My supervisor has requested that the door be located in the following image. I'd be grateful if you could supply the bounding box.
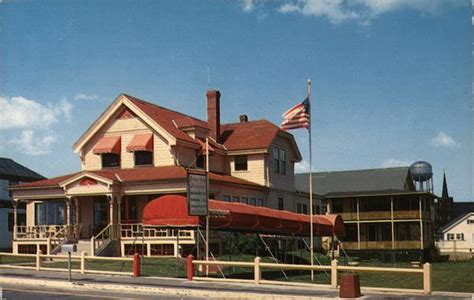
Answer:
[93,197,109,236]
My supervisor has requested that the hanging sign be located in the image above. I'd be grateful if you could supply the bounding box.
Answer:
[187,171,208,216]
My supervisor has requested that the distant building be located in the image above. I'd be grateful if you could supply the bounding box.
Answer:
[296,166,437,261]
[0,158,44,250]
[434,173,454,232]
[436,212,474,260]
[452,202,474,220]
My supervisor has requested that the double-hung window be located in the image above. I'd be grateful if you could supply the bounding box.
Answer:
[272,147,286,174]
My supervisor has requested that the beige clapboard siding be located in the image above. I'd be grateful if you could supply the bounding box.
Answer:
[154,133,175,166]
[268,135,296,192]
[438,213,474,252]
[230,154,266,186]
[26,202,35,227]
[81,113,176,170]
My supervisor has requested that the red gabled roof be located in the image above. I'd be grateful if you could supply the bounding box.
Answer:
[123,94,295,154]
[12,166,264,189]
[124,94,209,145]
[220,120,282,151]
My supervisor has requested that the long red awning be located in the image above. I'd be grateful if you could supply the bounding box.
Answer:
[92,136,121,154]
[126,133,153,152]
[142,195,345,237]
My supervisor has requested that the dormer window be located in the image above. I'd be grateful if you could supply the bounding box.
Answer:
[272,147,286,174]
[102,153,120,168]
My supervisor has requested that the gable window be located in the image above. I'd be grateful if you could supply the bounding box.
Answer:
[278,197,284,210]
[272,147,286,174]
[102,153,120,168]
[135,151,153,166]
[234,155,248,171]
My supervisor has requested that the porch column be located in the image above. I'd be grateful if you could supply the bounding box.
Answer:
[117,194,122,225]
[66,197,72,226]
[74,197,80,240]
[108,194,115,226]
[12,199,18,240]
[391,196,395,250]
[107,194,115,240]
[74,197,80,225]
[356,198,360,250]
[419,195,424,250]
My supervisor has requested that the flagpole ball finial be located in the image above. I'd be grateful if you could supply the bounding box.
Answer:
[307,78,311,84]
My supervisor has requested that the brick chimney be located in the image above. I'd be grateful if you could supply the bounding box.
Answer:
[206,90,221,142]
[239,115,248,123]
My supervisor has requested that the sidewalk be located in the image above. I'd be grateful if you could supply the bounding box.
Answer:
[0,268,471,299]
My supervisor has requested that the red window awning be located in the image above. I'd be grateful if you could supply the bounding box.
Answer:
[126,133,153,152]
[92,136,121,154]
[142,195,345,237]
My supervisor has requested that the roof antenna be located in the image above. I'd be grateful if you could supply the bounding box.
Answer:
[206,64,211,90]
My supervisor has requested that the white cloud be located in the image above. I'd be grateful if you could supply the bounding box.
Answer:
[74,93,98,101]
[277,0,465,25]
[9,130,57,156]
[241,0,254,12]
[0,96,58,129]
[430,131,460,148]
[1,95,73,156]
[295,160,311,173]
[0,96,73,129]
[381,158,411,168]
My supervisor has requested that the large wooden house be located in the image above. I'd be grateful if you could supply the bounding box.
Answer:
[9,90,320,256]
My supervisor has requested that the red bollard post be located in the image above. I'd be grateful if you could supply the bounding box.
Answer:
[133,253,140,277]
[186,255,194,281]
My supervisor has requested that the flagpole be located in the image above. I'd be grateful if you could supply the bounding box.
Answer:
[307,78,314,281]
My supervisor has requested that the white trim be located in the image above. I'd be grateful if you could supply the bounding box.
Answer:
[72,95,178,154]
[440,212,474,234]
[59,172,114,188]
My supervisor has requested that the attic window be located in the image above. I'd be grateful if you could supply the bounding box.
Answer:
[272,147,286,174]
[234,155,248,171]
[135,151,153,166]
[102,153,120,168]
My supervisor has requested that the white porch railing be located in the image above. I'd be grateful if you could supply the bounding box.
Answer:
[15,224,82,241]
[120,223,195,240]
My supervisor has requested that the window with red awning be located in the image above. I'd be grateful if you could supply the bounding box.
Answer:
[92,136,121,154]
[126,133,153,152]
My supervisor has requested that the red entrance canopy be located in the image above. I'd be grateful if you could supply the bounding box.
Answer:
[142,195,344,237]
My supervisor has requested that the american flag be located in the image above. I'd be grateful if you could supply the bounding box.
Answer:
[280,97,310,130]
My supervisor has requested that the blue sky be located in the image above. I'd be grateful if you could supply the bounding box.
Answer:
[0,0,472,201]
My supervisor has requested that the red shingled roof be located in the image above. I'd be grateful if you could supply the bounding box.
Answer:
[220,120,282,151]
[12,166,264,189]
[124,94,209,145]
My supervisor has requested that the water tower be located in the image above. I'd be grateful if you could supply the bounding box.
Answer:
[410,161,433,192]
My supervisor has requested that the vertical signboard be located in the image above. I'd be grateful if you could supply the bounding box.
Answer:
[187,171,208,216]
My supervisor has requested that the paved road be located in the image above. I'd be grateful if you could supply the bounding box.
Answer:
[1,285,205,300]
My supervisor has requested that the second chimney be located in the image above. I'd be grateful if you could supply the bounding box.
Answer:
[206,90,221,142]
[239,115,248,123]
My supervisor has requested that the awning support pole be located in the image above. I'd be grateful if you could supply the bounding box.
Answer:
[300,236,329,278]
[257,234,288,280]
[197,228,226,279]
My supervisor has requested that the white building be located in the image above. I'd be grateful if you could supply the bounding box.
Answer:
[436,211,474,260]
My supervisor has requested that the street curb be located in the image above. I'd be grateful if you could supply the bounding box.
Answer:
[0,276,333,300]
